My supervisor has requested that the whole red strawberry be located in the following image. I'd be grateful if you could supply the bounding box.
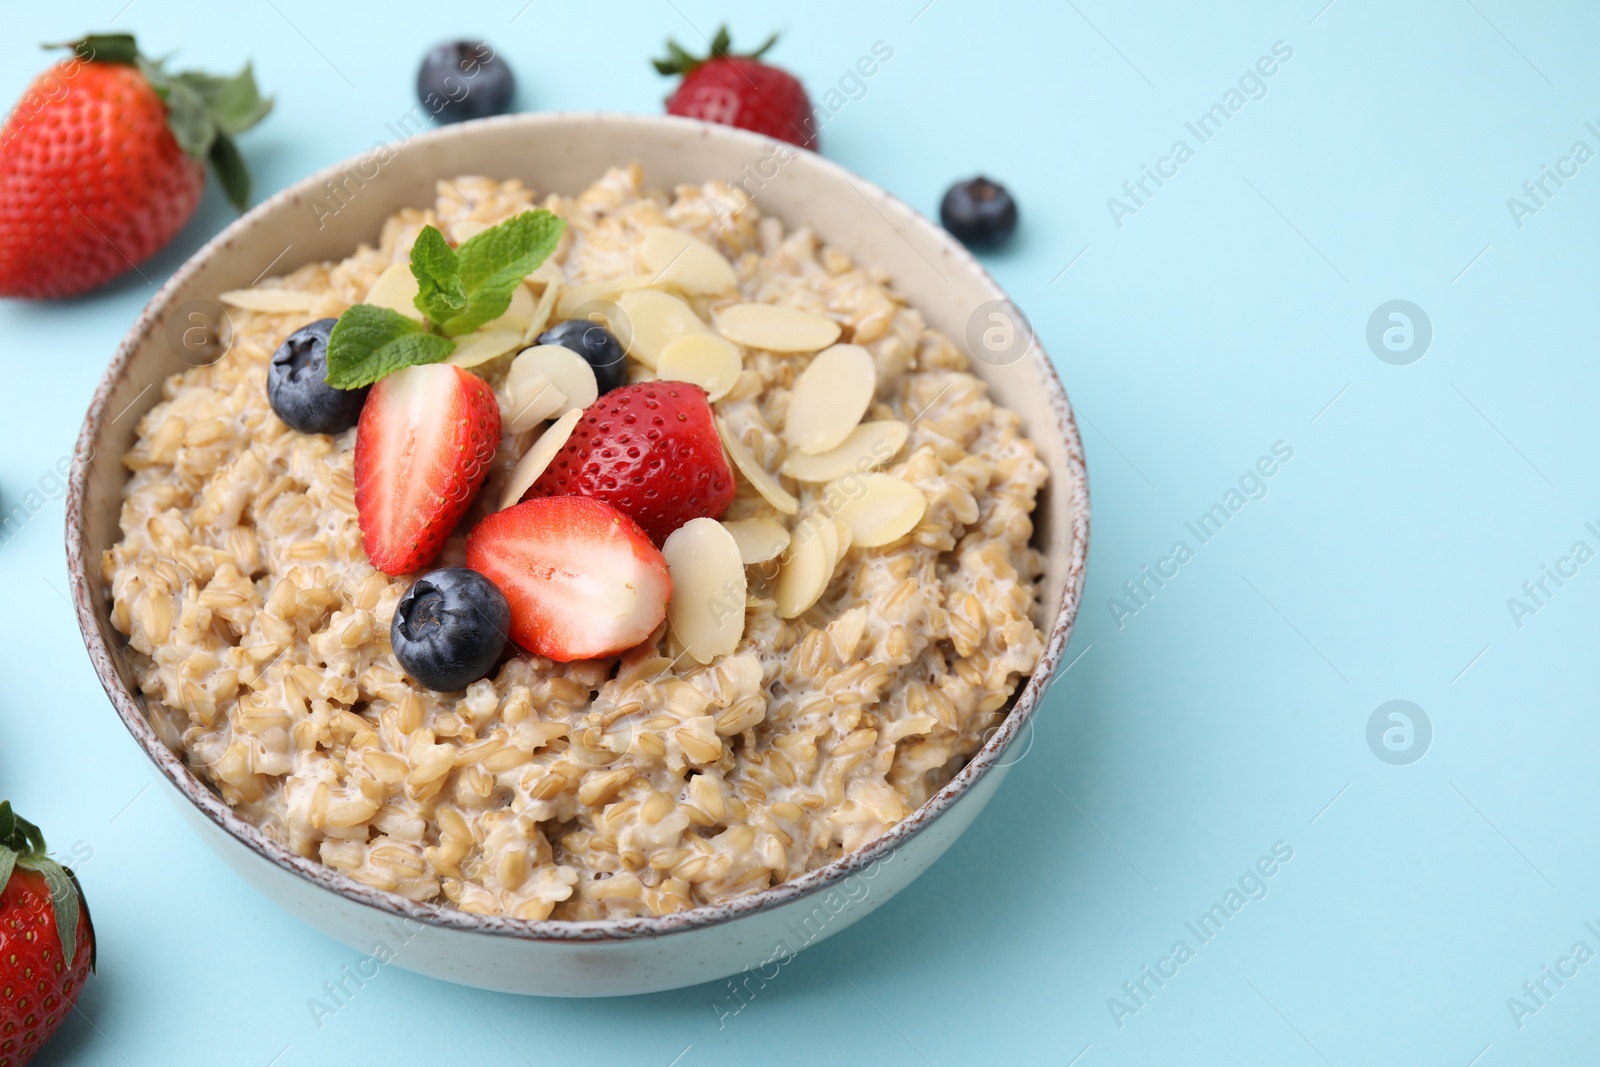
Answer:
[0,33,271,299]
[0,803,94,1067]
[654,27,816,150]
[524,381,735,544]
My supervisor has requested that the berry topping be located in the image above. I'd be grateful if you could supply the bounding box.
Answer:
[417,41,515,125]
[939,177,1019,251]
[522,381,735,544]
[654,27,816,150]
[390,568,510,691]
[0,34,272,299]
[353,362,500,576]
[466,496,672,662]
[267,318,368,435]
[536,318,628,395]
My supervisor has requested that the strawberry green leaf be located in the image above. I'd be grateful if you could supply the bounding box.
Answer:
[327,305,456,389]
[175,65,273,136]
[0,847,14,897]
[22,858,81,971]
[441,209,565,337]
[208,134,250,212]
[410,225,467,324]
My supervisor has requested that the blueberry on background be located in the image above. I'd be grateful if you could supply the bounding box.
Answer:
[940,176,1019,251]
[391,568,511,692]
[267,318,368,435]
[417,41,515,125]
[537,318,628,395]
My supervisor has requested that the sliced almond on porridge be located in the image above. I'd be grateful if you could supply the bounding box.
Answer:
[774,517,834,619]
[484,282,536,334]
[554,274,656,320]
[715,303,841,353]
[662,517,747,663]
[784,343,876,455]
[721,517,791,564]
[451,218,491,243]
[523,279,562,344]
[448,329,525,369]
[780,420,909,483]
[218,288,320,313]
[716,416,798,515]
[615,289,709,369]
[656,333,743,402]
[502,374,568,433]
[527,259,566,290]
[827,473,927,548]
[639,225,739,295]
[500,408,583,509]
[364,262,424,320]
[508,345,598,414]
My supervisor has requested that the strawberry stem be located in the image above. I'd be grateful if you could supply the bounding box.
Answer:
[653,25,780,77]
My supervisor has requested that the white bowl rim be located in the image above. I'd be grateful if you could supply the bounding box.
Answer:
[66,110,1090,944]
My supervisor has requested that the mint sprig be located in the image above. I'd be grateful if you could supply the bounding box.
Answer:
[325,208,566,390]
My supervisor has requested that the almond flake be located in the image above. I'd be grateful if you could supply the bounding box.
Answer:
[523,279,562,344]
[218,288,319,313]
[779,420,909,483]
[452,218,491,243]
[715,416,798,515]
[500,408,582,509]
[784,343,876,455]
[656,333,743,402]
[484,282,536,334]
[554,274,656,321]
[827,473,927,548]
[721,517,791,564]
[715,303,841,353]
[615,289,709,369]
[508,345,598,414]
[502,374,568,433]
[639,226,739,294]
[662,517,747,664]
[774,518,833,619]
[448,329,525,369]
[364,263,423,320]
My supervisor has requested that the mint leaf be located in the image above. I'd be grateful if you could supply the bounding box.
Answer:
[410,225,466,323]
[326,305,455,389]
[441,209,565,336]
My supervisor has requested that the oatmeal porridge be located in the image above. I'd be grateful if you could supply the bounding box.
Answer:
[102,165,1049,920]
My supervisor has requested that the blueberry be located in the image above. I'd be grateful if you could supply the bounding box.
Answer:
[267,318,368,435]
[391,568,511,692]
[417,41,515,125]
[537,318,628,395]
[939,177,1018,251]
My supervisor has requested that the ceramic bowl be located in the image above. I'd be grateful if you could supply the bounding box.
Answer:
[66,111,1089,996]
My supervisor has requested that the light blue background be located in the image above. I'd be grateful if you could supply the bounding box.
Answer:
[2,0,1595,1063]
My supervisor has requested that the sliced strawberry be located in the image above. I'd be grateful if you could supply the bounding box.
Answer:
[465,496,672,662]
[354,363,500,576]
[523,380,734,544]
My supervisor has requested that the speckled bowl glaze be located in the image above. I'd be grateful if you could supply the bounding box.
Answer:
[66,112,1089,997]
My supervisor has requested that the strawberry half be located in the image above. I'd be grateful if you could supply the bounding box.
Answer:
[354,363,500,576]
[523,381,734,544]
[466,496,672,662]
